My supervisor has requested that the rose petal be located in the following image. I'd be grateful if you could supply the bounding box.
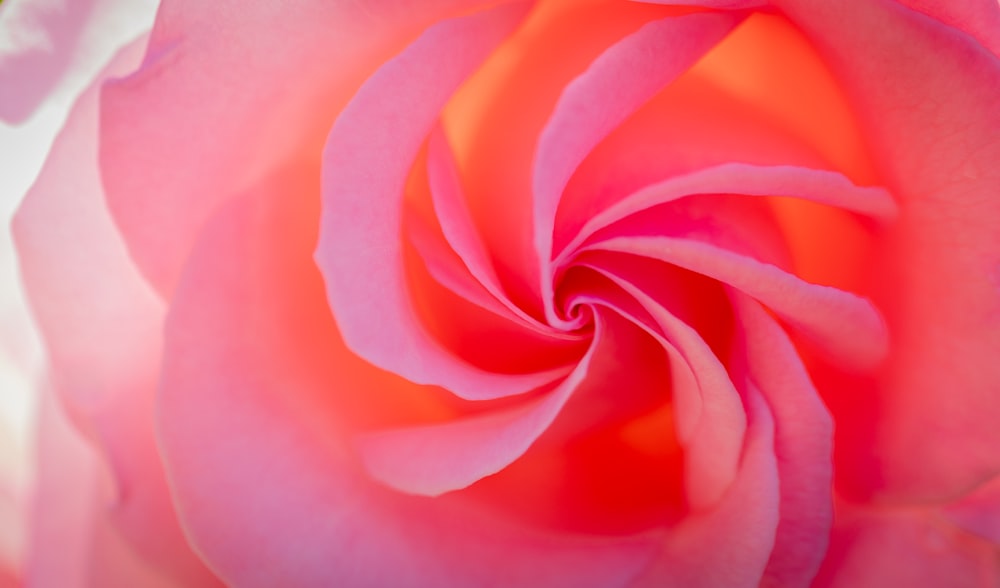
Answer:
[357,323,593,496]
[427,126,541,326]
[534,10,741,327]
[159,180,662,588]
[775,0,1000,502]
[318,3,569,401]
[636,0,767,7]
[730,293,834,587]
[631,387,780,588]
[557,163,897,265]
[12,35,217,586]
[581,237,888,370]
[890,0,1000,58]
[577,263,746,509]
[441,1,693,314]
[0,0,156,123]
[26,385,176,588]
[942,475,1000,545]
[99,0,504,297]
[813,501,1000,587]
[406,202,578,345]
[641,0,1000,58]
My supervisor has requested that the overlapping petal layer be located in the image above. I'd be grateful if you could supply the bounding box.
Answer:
[307,5,898,583]
[20,0,995,585]
[12,34,218,587]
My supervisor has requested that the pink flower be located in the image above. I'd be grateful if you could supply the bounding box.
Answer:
[7,0,1000,586]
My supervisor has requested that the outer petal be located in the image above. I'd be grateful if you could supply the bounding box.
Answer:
[637,0,1000,56]
[942,475,1000,545]
[25,384,175,588]
[891,0,1000,57]
[0,0,156,123]
[99,0,515,297]
[813,501,1000,588]
[158,180,661,588]
[12,35,218,586]
[773,0,1000,502]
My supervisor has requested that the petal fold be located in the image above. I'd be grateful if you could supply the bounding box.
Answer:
[159,176,661,588]
[534,10,742,325]
[13,34,218,587]
[317,3,559,401]
[100,0,504,296]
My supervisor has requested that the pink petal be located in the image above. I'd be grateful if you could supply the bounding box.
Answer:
[639,0,1000,57]
[405,203,580,349]
[557,163,896,265]
[775,0,1000,502]
[99,0,503,297]
[578,262,746,509]
[534,10,741,326]
[942,474,1000,545]
[635,0,767,7]
[440,1,693,316]
[632,387,780,588]
[406,201,582,358]
[26,385,177,588]
[581,236,888,370]
[318,4,568,401]
[357,321,595,496]
[893,0,1000,57]
[731,294,834,587]
[0,0,155,123]
[405,208,585,375]
[420,127,587,361]
[158,178,661,588]
[427,126,532,323]
[12,35,217,587]
[813,501,1000,587]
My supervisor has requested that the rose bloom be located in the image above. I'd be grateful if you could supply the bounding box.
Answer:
[3,0,1000,585]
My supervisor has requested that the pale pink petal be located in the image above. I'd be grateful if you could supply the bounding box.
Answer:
[534,11,741,326]
[99,0,504,297]
[731,294,834,587]
[26,385,177,588]
[158,184,661,588]
[0,0,155,123]
[774,0,1000,502]
[318,4,568,401]
[813,502,1000,587]
[581,237,888,370]
[12,36,217,586]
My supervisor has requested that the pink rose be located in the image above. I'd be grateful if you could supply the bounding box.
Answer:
[8,0,1000,586]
